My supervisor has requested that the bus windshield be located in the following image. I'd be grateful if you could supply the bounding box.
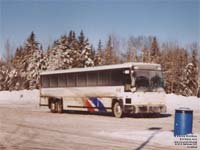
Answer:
[134,70,164,92]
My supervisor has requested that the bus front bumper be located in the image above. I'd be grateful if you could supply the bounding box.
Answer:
[124,104,167,114]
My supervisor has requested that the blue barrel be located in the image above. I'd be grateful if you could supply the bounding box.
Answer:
[174,108,193,136]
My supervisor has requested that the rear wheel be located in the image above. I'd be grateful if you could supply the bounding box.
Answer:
[57,100,63,113]
[50,100,57,113]
[112,101,123,118]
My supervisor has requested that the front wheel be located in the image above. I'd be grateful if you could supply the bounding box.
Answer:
[112,101,123,118]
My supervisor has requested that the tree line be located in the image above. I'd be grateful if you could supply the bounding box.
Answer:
[0,31,199,97]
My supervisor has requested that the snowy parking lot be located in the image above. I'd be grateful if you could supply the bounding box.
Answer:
[0,90,199,150]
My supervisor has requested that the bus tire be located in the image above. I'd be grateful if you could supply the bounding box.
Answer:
[57,100,63,113]
[112,101,123,118]
[50,100,57,113]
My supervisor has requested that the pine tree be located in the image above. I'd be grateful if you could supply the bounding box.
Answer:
[126,36,140,62]
[78,30,85,50]
[160,42,189,94]
[77,31,94,67]
[90,44,96,62]
[94,40,103,65]
[11,32,43,89]
[142,47,151,63]
[181,50,198,96]
[46,34,72,70]
[150,37,160,63]
[103,36,117,65]
[46,31,94,70]
[0,59,6,90]
[23,32,43,89]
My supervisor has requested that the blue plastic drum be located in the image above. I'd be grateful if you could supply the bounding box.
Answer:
[174,108,193,136]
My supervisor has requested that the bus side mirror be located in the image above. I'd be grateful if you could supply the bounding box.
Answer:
[125,84,131,92]
[132,78,135,87]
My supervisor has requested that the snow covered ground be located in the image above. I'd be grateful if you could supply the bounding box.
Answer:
[166,94,200,113]
[0,90,199,149]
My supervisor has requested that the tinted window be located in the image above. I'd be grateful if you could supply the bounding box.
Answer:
[111,69,124,85]
[77,72,86,86]
[41,75,49,88]
[50,75,58,87]
[67,73,76,87]
[98,70,110,86]
[87,71,97,86]
[58,74,66,87]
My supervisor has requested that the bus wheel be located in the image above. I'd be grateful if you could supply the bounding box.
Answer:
[112,101,123,118]
[50,101,57,113]
[57,100,63,113]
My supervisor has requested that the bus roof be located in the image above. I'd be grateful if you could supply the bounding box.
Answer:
[40,62,161,75]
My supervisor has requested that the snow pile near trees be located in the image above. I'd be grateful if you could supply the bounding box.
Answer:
[0,89,39,106]
[166,94,200,113]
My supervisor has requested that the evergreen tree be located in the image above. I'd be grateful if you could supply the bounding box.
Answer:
[103,36,117,65]
[90,44,95,61]
[11,32,43,89]
[160,43,188,94]
[142,47,151,63]
[46,34,72,70]
[76,31,94,67]
[126,36,141,62]
[23,32,43,89]
[46,31,94,69]
[150,37,160,63]
[139,36,154,63]
[94,40,103,65]
[78,30,85,50]
[181,50,198,96]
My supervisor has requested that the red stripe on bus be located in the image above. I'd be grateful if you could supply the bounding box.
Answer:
[85,100,95,112]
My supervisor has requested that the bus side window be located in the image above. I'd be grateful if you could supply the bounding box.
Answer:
[50,75,58,88]
[87,72,97,86]
[67,73,76,87]
[41,75,49,88]
[111,69,124,85]
[98,70,110,86]
[58,74,66,87]
[77,72,86,87]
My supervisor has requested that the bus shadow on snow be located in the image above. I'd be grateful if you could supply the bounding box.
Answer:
[134,127,162,150]
[126,113,172,118]
[62,110,171,118]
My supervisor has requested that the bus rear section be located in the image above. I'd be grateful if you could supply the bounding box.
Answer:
[40,62,167,118]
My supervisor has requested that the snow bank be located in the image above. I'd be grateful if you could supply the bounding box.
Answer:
[166,94,200,113]
[0,89,40,106]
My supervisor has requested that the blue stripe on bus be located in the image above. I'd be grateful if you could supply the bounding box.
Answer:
[90,98,106,112]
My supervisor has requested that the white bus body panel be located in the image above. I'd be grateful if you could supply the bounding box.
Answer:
[40,86,124,112]
[40,86,166,113]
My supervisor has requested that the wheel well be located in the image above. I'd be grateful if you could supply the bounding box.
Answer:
[112,99,123,108]
[48,97,63,108]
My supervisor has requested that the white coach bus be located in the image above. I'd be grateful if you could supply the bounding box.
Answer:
[40,62,166,118]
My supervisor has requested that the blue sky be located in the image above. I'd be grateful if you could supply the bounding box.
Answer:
[0,0,199,56]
